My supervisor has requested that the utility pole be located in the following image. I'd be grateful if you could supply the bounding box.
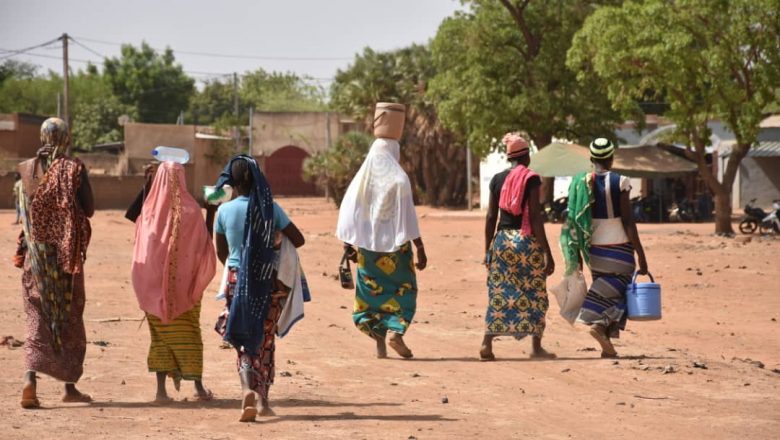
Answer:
[233,72,239,150]
[248,106,253,156]
[56,93,62,118]
[466,143,473,211]
[61,33,70,129]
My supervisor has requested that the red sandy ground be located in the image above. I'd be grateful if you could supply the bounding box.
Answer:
[0,198,778,439]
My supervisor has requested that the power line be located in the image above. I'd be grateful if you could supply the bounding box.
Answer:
[72,34,353,62]
[0,37,62,61]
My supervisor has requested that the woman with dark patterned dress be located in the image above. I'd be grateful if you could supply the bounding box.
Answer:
[15,118,94,409]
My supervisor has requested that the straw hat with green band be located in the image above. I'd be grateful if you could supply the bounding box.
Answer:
[589,137,615,159]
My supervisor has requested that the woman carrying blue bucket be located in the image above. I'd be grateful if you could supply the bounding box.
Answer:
[561,138,649,358]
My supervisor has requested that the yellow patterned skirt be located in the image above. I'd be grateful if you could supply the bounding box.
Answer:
[146,302,203,381]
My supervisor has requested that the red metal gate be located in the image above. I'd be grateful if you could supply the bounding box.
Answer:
[264,145,318,196]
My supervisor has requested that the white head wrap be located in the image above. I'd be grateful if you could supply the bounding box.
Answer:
[336,138,420,252]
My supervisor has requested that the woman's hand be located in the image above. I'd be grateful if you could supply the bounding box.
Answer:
[36,145,55,160]
[544,251,555,276]
[343,244,357,263]
[415,245,427,271]
[637,254,649,275]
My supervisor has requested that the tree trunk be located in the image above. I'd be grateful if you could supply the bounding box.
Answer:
[713,188,732,235]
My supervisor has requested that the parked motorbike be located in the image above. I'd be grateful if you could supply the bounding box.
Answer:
[544,196,569,223]
[739,199,767,234]
[669,198,697,223]
[758,200,780,235]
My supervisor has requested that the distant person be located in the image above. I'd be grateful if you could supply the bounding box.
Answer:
[480,133,556,361]
[561,138,649,358]
[124,162,159,223]
[131,161,216,403]
[14,117,94,409]
[12,172,22,224]
[213,156,305,421]
[336,138,427,359]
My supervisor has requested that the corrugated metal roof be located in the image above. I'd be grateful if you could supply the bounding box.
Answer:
[750,141,780,157]
[719,141,780,157]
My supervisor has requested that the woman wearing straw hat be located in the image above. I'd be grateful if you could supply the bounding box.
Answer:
[561,137,649,358]
[480,133,556,361]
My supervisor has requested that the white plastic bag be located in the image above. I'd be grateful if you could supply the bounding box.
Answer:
[550,271,588,325]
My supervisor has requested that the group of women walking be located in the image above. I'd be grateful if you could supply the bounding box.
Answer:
[13,117,648,420]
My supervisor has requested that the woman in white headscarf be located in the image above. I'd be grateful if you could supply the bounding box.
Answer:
[337,138,427,359]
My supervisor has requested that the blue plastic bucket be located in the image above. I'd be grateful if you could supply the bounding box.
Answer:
[626,272,662,321]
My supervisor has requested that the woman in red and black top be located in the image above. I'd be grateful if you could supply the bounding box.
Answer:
[480,133,555,361]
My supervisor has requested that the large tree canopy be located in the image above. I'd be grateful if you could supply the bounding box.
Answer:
[331,45,467,207]
[429,0,622,157]
[568,0,780,234]
[104,43,194,123]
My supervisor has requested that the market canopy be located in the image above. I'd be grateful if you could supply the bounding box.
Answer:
[613,145,698,177]
[528,142,591,177]
[529,142,698,178]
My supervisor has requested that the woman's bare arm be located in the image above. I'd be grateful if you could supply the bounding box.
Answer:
[529,185,554,276]
[78,168,95,218]
[216,233,229,265]
[281,222,305,248]
[620,191,648,274]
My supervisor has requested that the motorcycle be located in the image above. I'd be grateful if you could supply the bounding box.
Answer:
[669,198,697,223]
[758,200,780,235]
[739,199,767,234]
[544,196,569,223]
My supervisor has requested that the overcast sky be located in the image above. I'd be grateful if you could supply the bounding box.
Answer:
[0,0,463,86]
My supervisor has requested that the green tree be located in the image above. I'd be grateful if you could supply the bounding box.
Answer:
[0,60,37,84]
[429,0,622,201]
[104,42,194,123]
[187,69,326,126]
[331,45,468,207]
[71,94,136,149]
[187,78,236,125]
[567,0,780,234]
[303,131,373,205]
[241,69,326,112]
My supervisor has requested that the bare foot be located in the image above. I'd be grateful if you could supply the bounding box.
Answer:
[21,380,39,409]
[63,384,93,403]
[258,405,276,417]
[589,325,617,358]
[239,392,257,422]
[479,345,495,361]
[153,394,174,405]
[530,348,557,359]
[193,389,213,401]
[374,335,387,359]
[388,333,413,359]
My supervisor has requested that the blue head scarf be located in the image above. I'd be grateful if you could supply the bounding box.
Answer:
[215,155,275,353]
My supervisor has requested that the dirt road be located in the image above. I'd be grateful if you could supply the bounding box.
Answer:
[1,198,778,439]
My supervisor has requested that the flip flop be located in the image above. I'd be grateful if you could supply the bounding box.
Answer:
[239,392,257,423]
[20,398,40,409]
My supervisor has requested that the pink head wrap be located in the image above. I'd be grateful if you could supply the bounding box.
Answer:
[503,132,529,158]
[131,162,216,323]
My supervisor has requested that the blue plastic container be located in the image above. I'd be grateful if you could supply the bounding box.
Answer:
[626,272,662,321]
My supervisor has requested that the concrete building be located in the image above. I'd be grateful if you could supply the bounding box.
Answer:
[252,111,355,196]
[0,113,47,172]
